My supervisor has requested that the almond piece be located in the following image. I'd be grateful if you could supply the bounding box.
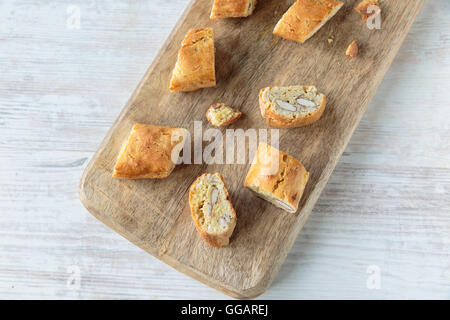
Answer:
[296,98,317,108]
[276,100,297,112]
[346,41,359,58]
[204,202,212,217]
[210,187,218,206]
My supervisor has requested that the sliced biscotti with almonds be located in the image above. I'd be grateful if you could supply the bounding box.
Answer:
[244,143,309,214]
[210,0,257,19]
[259,85,326,128]
[206,103,242,127]
[273,0,344,44]
[189,173,237,247]
[169,28,216,92]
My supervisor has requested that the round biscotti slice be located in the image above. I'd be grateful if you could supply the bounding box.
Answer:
[206,103,242,127]
[244,143,309,214]
[189,173,237,247]
[259,85,326,128]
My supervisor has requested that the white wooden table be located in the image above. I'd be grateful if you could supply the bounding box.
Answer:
[1,0,449,300]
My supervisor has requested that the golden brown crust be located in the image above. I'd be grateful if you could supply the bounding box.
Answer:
[189,173,237,247]
[354,0,381,21]
[112,124,187,179]
[273,0,344,44]
[206,103,243,127]
[259,86,327,128]
[244,143,309,213]
[169,28,216,92]
[346,40,359,58]
[210,0,257,19]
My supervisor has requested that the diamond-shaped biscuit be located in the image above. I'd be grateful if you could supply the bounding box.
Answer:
[113,124,188,179]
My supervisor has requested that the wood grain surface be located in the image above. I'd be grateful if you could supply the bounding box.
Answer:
[79,0,424,298]
[2,0,449,300]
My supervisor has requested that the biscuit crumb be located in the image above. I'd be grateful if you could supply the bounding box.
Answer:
[346,41,359,58]
[328,35,335,44]
[355,0,381,21]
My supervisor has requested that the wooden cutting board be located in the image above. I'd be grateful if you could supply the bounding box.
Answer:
[79,0,424,298]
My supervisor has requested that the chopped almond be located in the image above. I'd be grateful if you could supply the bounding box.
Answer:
[346,41,359,58]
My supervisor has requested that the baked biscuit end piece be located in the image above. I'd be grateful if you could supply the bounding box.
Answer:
[113,124,188,179]
[189,173,237,247]
[206,103,242,127]
[259,85,326,128]
[355,0,381,21]
[273,0,344,44]
[244,143,309,214]
[210,0,257,19]
[169,28,216,92]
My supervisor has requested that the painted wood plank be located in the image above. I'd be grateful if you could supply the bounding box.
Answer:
[79,0,426,298]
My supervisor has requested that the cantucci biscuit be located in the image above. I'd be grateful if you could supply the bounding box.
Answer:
[210,0,257,19]
[206,103,242,127]
[273,0,344,44]
[259,85,326,128]
[169,28,216,92]
[244,143,309,214]
[189,173,237,247]
[113,124,187,179]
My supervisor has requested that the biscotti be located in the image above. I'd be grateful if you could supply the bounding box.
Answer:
[273,0,344,44]
[244,143,309,214]
[113,124,188,179]
[355,0,381,21]
[259,85,326,128]
[206,103,242,127]
[189,173,237,247]
[210,0,257,19]
[169,28,216,92]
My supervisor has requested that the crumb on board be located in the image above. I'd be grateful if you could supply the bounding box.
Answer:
[346,41,359,58]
